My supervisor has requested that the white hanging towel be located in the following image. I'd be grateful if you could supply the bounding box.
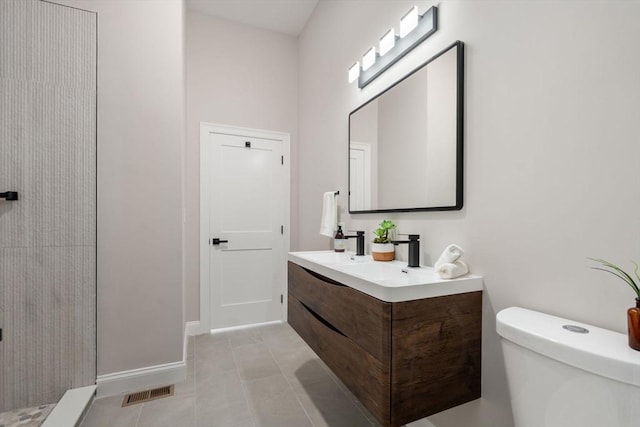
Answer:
[319,191,338,237]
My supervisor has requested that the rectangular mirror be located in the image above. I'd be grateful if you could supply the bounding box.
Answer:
[349,41,464,213]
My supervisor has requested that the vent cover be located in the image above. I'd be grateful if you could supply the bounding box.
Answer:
[121,385,174,407]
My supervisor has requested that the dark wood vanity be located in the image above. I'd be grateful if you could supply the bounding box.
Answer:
[288,261,482,427]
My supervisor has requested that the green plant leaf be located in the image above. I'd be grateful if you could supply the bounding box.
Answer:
[373,220,395,243]
[588,257,640,298]
[593,258,639,290]
[591,267,635,288]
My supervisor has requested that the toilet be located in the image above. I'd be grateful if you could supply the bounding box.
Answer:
[497,307,640,427]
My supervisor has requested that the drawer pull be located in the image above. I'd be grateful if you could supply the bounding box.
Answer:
[300,301,347,338]
[302,267,347,287]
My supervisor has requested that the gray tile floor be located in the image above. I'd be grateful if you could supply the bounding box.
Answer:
[80,322,431,427]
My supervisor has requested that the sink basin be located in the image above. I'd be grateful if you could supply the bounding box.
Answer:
[336,262,442,286]
[289,251,372,265]
[288,251,482,302]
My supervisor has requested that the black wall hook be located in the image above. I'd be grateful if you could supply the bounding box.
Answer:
[0,191,18,201]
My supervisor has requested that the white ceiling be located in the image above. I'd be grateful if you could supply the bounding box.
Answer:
[187,0,319,36]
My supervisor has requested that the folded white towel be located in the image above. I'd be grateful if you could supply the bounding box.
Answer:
[434,244,464,269]
[436,260,469,279]
[319,191,338,237]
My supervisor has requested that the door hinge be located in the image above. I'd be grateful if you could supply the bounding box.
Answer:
[281,225,284,235]
[281,155,283,165]
[280,294,283,304]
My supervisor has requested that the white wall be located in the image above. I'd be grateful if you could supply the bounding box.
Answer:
[185,11,298,322]
[298,1,640,426]
[350,100,378,208]
[54,0,186,376]
[377,68,430,207]
[424,46,457,206]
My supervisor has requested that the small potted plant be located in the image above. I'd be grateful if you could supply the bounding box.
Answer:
[589,257,640,351]
[372,219,396,261]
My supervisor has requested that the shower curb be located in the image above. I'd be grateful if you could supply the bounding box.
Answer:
[42,385,96,427]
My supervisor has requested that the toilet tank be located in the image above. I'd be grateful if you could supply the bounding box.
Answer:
[497,307,640,427]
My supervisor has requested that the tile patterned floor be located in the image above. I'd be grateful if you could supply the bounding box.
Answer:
[79,322,434,427]
[0,403,55,427]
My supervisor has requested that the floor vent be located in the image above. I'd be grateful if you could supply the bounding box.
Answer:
[121,385,174,407]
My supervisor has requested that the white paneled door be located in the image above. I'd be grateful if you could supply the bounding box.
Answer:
[203,127,287,330]
[349,141,372,211]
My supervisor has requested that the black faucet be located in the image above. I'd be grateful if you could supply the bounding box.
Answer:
[344,231,365,256]
[392,234,420,267]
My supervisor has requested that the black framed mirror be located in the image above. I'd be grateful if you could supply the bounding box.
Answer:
[349,40,464,213]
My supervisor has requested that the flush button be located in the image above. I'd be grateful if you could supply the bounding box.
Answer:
[563,325,589,334]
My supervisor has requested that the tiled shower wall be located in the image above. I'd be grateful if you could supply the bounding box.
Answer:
[0,0,96,411]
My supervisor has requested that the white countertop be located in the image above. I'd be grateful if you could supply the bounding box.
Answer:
[288,251,483,302]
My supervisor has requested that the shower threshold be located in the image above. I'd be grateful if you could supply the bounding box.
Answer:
[42,385,96,427]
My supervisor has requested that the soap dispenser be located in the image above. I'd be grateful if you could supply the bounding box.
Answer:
[334,225,346,252]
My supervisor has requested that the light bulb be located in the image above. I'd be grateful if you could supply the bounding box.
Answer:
[379,28,396,56]
[400,6,419,38]
[362,47,376,71]
[348,62,360,83]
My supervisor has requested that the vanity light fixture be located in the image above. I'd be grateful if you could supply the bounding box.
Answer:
[348,5,438,89]
[399,6,419,38]
[379,28,396,56]
[348,62,360,83]
[362,46,377,71]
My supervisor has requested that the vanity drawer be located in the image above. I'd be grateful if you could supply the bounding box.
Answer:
[288,262,391,363]
[288,294,391,425]
[390,291,482,426]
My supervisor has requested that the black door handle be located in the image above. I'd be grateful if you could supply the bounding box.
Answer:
[0,191,18,201]
[211,238,229,245]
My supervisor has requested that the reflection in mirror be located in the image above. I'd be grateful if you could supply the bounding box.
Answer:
[349,41,463,213]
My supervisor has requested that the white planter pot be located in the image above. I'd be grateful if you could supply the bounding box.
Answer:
[371,243,394,261]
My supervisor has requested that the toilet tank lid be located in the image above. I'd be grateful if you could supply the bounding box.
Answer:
[497,307,640,387]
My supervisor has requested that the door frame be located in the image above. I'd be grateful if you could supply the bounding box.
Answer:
[349,141,372,211]
[199,122,290,334]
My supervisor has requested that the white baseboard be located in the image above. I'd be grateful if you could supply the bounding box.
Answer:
[96,323,200,399]
[96,360,186,398]
[210,320,282,334]
[185,320,202,336]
